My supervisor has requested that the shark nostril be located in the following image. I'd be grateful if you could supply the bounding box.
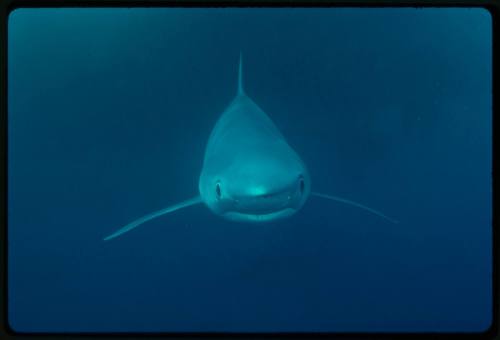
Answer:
[215,182,222,200]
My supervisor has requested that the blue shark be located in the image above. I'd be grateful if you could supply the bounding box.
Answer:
[103,55,398,241]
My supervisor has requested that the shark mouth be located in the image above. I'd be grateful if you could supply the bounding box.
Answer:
[222,208,297,222]
[229,185,302,214]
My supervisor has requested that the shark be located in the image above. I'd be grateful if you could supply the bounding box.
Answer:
[103,55,398,241]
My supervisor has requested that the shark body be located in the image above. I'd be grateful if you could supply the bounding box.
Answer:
[103,55,397,241]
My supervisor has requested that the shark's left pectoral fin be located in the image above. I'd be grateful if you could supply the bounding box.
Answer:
[103,196,202,241]
[311,192,399,224]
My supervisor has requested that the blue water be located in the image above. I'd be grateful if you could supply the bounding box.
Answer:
[7,8,492,333]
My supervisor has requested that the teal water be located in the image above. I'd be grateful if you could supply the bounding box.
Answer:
[8,8,492,333]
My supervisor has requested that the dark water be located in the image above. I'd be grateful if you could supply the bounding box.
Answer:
[8,8,492,333]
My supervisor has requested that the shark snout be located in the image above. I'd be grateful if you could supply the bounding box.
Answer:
[224,174,307,215]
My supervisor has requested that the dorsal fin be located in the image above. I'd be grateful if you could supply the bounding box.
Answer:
[237,52,245,96]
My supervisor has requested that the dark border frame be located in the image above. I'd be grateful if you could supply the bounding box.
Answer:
[0,0,498,339]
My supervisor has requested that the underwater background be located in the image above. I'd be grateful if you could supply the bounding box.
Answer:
[8,8,492,333]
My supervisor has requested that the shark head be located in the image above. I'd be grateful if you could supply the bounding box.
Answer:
[199,139,311,222]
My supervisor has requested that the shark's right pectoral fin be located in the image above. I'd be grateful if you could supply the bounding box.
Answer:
[103,196,202,241]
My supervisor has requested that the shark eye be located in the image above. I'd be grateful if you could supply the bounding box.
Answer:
[299,176,305,194]
[215,182,222,200]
